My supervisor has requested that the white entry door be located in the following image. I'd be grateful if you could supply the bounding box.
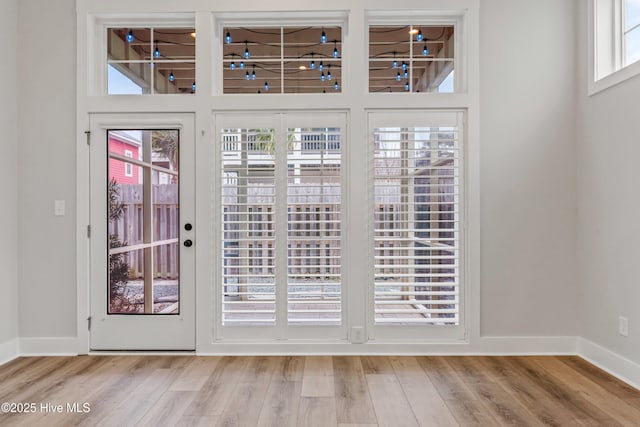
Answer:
[89,113,195,350]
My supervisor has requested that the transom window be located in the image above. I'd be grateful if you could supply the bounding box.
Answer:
[369,25,455,93]
[107,27,196,94]
[222,26,342,94]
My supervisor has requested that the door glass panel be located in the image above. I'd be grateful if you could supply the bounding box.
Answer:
[108,129,180,314]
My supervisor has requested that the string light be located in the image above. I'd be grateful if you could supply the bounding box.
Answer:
[319,61,324,71]
[126,30,134,43]
[169,72,175,82]
[244,41,250,59]
[251,65,256,80]
[225,32,232,44]
[264,81,270,91]
[423,43,429,56]
[334,81,340,91]
[239,61,245,69]
[310,53,316,70]
[154,45,160,58]
[192,81,196,92]
[396,71,402,81]
[321,28,327,44]
[401,61,407,71]
[404,81,410,91]
[245,71,250,80]
[392,52,398,69]
[230,62,236,70]
[404,69,409,79]
[327,65,332,81]
[320,72,326,82]
[333,41,339,58]
[416,29,423,42]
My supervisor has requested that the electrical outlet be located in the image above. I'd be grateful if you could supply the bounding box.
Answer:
[351,326,365,344]
[619,316,629,337]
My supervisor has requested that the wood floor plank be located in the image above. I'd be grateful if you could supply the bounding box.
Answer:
[301,375,334,397]
[528,356,640,426]
[297,397,338,427]
[333,357,377,425]
[478,357,590,427]
[135,390,197,427]
[95,367,178,427]
[556,356,640,404]
[256,380,301,427]
[169,356,220,391]
[76,356,174,427]
[389,356,459,427]
[416,356,501,427]
[303,356,333,376]
[513,356,625,426]
[217,357,278,426]
[179,415,220,426]
[360,356,395,375]
[366,374,418,427]
[182,356,249,416]
[273,356,305,382]
[446,357,545,427]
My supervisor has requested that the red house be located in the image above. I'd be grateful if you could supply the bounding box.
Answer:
[108,130,141,184]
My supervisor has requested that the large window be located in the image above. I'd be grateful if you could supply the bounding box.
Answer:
[222,26,342,94]
[370,112,463,338]
[219,113,345,339]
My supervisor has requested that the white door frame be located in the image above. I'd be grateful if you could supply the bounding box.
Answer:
[88,113,196,350]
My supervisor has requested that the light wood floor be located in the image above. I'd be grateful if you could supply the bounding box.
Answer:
[0,356,639,426]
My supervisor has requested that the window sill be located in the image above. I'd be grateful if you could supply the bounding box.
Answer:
[589,60,640,95]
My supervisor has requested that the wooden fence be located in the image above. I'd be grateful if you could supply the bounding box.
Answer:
[110,184,179,279]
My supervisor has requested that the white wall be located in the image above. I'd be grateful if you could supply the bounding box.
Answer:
[0,0,19,348]
[15,0,580,342]
[17,0,77,338]
[577,2,640,365]
[479,0,579,336]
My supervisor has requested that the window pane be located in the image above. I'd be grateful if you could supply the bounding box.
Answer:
[626,27,640,65]
[223,26,342,94]
[626,0,640,31]
[369,25,455,93]
[373,126,460,325]
[287,127,342,326]
[108,129,181,315]
[107,27,195,94]
[221,128,277,325]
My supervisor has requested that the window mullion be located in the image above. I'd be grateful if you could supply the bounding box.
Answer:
[275,114,289,337]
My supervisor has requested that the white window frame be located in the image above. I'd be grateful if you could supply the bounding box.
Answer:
[214,111,348,342]
[87,13,195,96]
[367,110,466,342]
[213,12,348,96]
[123,149,133,176]
[589,0,640,94]
[77,1,479,353]
[366,11,466,94]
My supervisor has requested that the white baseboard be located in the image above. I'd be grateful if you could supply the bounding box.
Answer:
[0,338,19,365]
[19,337,79,356]
[194,335,579,355]
[577,337,640,391]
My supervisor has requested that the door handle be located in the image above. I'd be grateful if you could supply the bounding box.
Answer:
[183,239,193,247]
[184,223,193,231]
